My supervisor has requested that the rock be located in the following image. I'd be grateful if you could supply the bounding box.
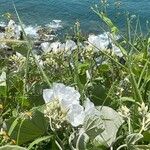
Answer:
[0,26,5,32]
[50,41,62,53]
[24,25,39,38]
[37,27,56,41]
[65,40,77,51]
[41,42,51,53]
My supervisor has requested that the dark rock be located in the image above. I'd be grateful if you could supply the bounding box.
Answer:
[0,26,5,32]
[119,57,126,65]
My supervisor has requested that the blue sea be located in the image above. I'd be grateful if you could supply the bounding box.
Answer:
[0,0,150,34]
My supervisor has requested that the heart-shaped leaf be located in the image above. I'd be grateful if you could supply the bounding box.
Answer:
[94,106,124,147]
[6,109,49,145]
[83,115,104,140]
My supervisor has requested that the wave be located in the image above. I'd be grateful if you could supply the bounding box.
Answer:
[46,20,62,30]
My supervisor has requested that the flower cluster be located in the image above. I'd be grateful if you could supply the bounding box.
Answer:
[138,102,149,117]
[138,102,150,131]
[118,105,130,119]
[9,52,26,72]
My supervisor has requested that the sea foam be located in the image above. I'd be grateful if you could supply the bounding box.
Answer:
[47,20,62,30]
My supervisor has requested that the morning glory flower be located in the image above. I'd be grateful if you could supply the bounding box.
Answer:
[87,32,123,57]
[43,83,99,127]
[43,83,85,127]
[43,83,80,110]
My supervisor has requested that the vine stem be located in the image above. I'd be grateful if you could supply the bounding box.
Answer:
[76,131,84,150]
[127,117,131,134]
[117,144,127,150]
[139,117,145,134]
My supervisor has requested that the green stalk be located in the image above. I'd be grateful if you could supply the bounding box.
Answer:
[138,59,149,88]
[17,119,25,145]
[128,66,143,103]
[117,144,127,150]
[13,1,51,87]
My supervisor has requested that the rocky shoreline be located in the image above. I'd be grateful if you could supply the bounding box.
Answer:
[0,19,123,57]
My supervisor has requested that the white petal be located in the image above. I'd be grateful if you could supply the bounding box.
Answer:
[43,89,54,103]
[59,86,80,109]
[67,104,85,127]
[50,83,80,109]
[84,98,99,116]
[43,83,81,111]
[84,98,95,112]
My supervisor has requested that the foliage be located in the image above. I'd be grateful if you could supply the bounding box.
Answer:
[0,1,150,150]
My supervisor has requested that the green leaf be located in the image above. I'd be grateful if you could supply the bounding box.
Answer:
[99,12,119,34]
[11,43,29,57]
[0,86,6,97]
[126,133,143,149]
[94,106,124,147]
[134,145,150,150]
[0,145,27,150]
[119,97,136,103]
[98,64,110,73]
[28,135,52,149]
[143,131,150,142]
[78,63,90,75]
[83,115,104,140]
[8,118,19,136]
[90,83,107,105]
[6,109,49,145]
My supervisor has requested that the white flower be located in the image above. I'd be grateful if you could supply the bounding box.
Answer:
[87,32,123,57]
[43,84,99,127]
[0,72,6,86]
[66,98,99,127]
[43,83,84,127]
[43,83,80,110]
[84,98,95,113]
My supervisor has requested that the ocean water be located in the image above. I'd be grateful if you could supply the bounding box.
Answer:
[0,0,150,34]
